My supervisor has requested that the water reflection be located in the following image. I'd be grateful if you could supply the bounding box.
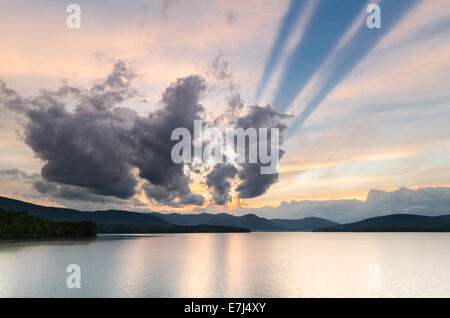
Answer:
[0,233,449,297]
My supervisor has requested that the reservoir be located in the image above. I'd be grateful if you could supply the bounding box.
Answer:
[0,232,449,297]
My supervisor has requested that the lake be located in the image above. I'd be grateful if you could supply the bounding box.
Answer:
[0,232,449,297]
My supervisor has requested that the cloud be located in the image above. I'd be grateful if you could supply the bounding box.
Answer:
[0,167,119,204]
[206,163,238,205]
[366,187,450,217]
[1,62,206,206]
[226,12,236,26]
[33,179,127,203]
[205,54,293,203]
[250,198,365,223]
[247,187,450,223]
[2,59,293,207]
[143,182,204,207]
[22,64,140,199]
[52,184,125,204]
[24,170,130,204]
[27,108,138,199]
[210,52,232,81]
[128,75,206,207]
[235,105,291,198]
[207,53,244,126]
[0,168,39,180]
[33,179,58,194]
[0,80,29,113]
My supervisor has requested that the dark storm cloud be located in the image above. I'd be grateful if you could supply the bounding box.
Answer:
[44,124,131,196]
[0,62,139,202]
[33,179,58,194]
[24,88,139,200]
[0,80,29,113]
[236,163,279,199]
[206,163,238,205]
[235,105,291,198]
[143,182,204,207]
[1,62,207,206]
[103,60,137,89]
[0,167,115,204]
[2,58,291,206]
[32,177,124,203]
[128,75,206,206]
[52,184,123,203]
[83,60,138,112]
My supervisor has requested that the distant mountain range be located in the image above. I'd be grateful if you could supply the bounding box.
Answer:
[150,212,338,231]
[1,196,449,232]
[0,196,336,231]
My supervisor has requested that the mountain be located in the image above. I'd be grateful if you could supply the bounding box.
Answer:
[270,217,339,231]
[315,214,450,232]
[0,196,169,226]
[151,212,285,231]
[150,212,220,226]
[150,212,337,231]
[436,215,450,221]
[9,195,448,232]
[206,213,286,231]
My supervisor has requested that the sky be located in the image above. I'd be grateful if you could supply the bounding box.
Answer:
[0,0,449,219]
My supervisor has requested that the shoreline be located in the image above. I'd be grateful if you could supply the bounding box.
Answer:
[0,236,97,244]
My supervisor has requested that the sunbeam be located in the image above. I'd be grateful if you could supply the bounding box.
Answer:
[287,0,421,137]
[253,0,307,104]
[271,0,368,113]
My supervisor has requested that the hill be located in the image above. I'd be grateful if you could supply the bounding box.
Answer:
[270,217,339,231]
[150,212,220,226]
[0,196,169,226]
[315,214,450,232]
[204,213,286,231]
[436,215,450,221]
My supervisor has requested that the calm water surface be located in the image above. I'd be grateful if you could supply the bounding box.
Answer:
[0,232,449,297]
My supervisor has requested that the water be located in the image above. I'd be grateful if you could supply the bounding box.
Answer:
[0,233,449,297]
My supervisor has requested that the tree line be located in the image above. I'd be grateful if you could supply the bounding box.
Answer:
[0,208,97,239]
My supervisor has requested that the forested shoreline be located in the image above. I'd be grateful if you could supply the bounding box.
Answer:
[0,209,97,239]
